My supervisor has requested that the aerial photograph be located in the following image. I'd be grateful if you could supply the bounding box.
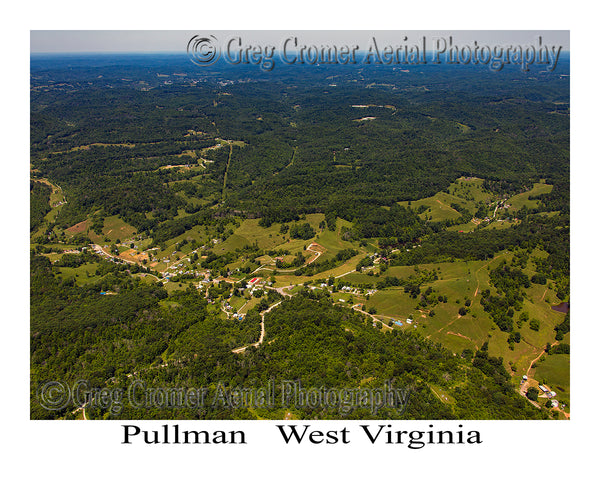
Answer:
[30,30,570,421]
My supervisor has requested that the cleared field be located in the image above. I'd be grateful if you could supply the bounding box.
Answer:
[398,177,493,222]
[314,227,356,262]
[134,273,162,285]
[365,288,417,319]
[213,233,253,254]
[273,237,313,256]
[447,220,478,232]
[228,295,248,312]
[342,272,379,285]
[272,253,364,287]
[229,219,283,250]
[57,263,100,286]
[482,219,516,230]
[173,191,209,208]
[365,260,487,327]
[331,291,357,304]
[238,296,261,314]
[533,354,570,403]
[65,219,90,236]
[152,225,207,263]
[398,193,463,222]
[449,177,493,204]
[296,213,326,231]
[163,281,193,294]
[507,182,553,212]
[30,178,67,228]
[120,248,149,263]
[207,218,322,256]
[65,142,136,152]
[102,216,137,242]
[33,177,66,206]
[428,384,457,405]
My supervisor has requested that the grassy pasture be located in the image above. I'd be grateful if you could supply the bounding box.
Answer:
[364,289,420,320]
[314,228,355,262]
[213,234,252,254]
[228,295,248,312]
[272,254,364,287]
[533,354,570,404]
[398,177,493,222]
[101,216,137,242]
[451,177,491,200]
[398,193,463,222]
[56,263,100,286]
[231,219,283,250]
[507,182,553,212]
[342,273,380,285]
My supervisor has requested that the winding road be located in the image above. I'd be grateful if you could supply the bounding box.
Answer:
[231,301,282,354]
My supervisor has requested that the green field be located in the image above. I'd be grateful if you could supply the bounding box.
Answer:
[398,177,493,222]
[313,222,357,262]
[449,177,492,204]
[534,354,570,404]
[507,182,553,212]
[398,193,462,222]
[342,272,380,285]
[56,263,101,286]
[97,215,138,243]
[222,219,283,252]
[227,295,249,312]
[273,253,364,287]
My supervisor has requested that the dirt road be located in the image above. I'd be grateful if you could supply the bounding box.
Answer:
[232,301,282,354]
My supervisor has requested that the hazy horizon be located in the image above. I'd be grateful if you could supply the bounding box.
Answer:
[31,30,570,54]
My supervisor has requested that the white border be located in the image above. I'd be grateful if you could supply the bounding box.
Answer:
[5,1,597,477]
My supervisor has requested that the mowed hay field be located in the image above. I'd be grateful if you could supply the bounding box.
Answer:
[448,177,493,204]
[83,215,138,243]
[102,216,137,242]
[447,220,479,232]
[231,219,283,250]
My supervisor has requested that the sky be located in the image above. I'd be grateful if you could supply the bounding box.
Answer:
[30,30,570,54]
